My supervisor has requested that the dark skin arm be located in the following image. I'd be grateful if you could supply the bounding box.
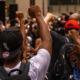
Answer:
[16,11,27,61]
[28,5,52,56]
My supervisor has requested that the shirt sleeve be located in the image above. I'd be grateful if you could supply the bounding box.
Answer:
[28,49,51,80]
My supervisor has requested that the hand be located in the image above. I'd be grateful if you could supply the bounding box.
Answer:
[28,5,41,18]
[16,11,24,20]
[46,13,55,20]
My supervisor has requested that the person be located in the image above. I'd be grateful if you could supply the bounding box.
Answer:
[45,15,67,80]
[0,21,5,66]
[16,11,28,62]
[64,20,80,44]
[44,13,80,80]
[0,5,52,80]
[69,13,80,24]
[69,44,80,80]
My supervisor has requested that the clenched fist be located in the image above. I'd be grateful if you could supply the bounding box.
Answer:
[16,11,24,20]
[28,5,41,18]
[46,13,55,20]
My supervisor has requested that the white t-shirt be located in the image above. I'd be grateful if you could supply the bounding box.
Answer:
[4,49,51,80]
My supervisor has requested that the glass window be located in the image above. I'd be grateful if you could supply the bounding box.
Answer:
[30,0,35,6]
[49,0,80,5]
[6,0,16,5]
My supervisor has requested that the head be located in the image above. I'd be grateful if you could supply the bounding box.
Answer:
[0,27,23,62]
[69,13,80,25]
[64,20,80,35]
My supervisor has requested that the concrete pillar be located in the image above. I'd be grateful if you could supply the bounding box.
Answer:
[35,0,48,16]
[44,0,48,16]
[15,0,48,17]
[16,0,30,17]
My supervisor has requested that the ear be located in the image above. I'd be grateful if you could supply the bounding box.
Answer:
[68,30,71,35]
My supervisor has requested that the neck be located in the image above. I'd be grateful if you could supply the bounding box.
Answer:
[4,55,21,68]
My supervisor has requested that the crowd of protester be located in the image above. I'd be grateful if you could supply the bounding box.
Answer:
[0,5,80,80]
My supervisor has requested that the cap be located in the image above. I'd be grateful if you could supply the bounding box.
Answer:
[0,27,23,60]
[64,20,80,29]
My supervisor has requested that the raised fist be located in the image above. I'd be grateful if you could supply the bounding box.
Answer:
[28,5,41,18]
[16,11,24,20]
[46,13,55,20]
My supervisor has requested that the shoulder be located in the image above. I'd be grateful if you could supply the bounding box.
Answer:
[28,48,51,71]
[28,49,51,80]
[29,49,51,64]
[50,30,64,41]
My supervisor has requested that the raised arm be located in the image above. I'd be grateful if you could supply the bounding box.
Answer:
[44,13,55,28]
[28,5,52,56]
[16,11,27,61]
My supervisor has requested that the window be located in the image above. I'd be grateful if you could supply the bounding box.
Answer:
[49,0,80,5]
[6,0,16,5]
[30,0,35,6]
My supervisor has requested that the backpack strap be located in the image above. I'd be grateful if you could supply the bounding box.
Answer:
[8,69,22,76]
[20,61,30,75]
[65,37,70,42]
[0,66,8,79]
[0,61,30,79]
[63,36,70,43]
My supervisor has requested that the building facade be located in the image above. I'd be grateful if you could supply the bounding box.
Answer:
[6,0,80,17]
[6,0,48,17]
[48,0,80,15]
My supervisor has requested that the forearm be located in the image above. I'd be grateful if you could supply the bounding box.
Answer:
[20,19,27,50]
[28,5,52,56]
[35,14,52,55]
[36,14,51,40]
[44,17,49,26]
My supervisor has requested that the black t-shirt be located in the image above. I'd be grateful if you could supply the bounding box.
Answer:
[50,30,66,64]
[48,30,75,80]
[48,30,66,80]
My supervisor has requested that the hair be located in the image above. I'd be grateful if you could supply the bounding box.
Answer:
[69,45,80,69]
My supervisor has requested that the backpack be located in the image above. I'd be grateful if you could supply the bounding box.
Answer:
[4,75,30,80]
[53,42,74,80]
[0,61,31,80]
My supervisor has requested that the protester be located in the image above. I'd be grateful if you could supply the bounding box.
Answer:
[44,13,80,80]
[64,20,80,44]
[0,5,52,80]
[69,13,80,24]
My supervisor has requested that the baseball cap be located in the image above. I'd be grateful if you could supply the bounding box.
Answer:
[64,20,80,30]
[0,27,23,60]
